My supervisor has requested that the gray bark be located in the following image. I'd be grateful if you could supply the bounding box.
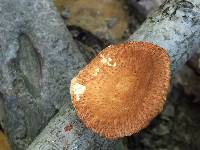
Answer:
[28,0,200,149]
[27,104,124,150]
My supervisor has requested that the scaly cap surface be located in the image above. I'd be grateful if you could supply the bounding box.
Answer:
[70,41,170,138]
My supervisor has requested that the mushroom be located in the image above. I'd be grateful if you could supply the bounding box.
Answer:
[70,41,170,139]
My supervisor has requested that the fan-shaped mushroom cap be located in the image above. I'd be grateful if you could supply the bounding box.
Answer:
[70,41,170,139]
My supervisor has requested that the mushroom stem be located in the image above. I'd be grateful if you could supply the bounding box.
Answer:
[128,0,200,74]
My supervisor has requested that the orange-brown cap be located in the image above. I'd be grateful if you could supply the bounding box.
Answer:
[70,41,170,139]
